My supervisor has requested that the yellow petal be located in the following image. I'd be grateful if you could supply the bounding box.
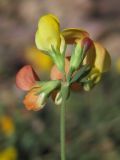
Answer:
[115,58,120,73]
[62,28,89,44]
[60,34,66,54]
[35,14,61,52]
[94,42,111,73]
[84,68,101,91]
[88,68,101,84]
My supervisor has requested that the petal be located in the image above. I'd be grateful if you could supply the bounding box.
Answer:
[60,34,66,54]
[35,14,61,52]
[83,68,101,91]
[16,65,39,91]
[23,88,46,111]
[62,28,89,44]
[94,42,111,73]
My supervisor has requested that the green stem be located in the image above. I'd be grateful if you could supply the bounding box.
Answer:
[60,99,66,160]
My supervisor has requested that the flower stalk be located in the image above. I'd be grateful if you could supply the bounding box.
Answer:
[60,98,66,160]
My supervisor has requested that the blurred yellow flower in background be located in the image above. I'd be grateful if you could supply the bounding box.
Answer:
[25,47,53,72]
[0,116,15,136]
[0,147,17,160]
[115,58,120,73]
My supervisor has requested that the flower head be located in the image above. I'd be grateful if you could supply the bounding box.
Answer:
[16,13,111,110]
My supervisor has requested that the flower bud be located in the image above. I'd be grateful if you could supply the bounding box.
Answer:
[81,37,93,53]
[70,37,93,72]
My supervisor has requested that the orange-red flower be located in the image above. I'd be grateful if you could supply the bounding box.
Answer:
[16,65,60,110]
[16,65,39,91]
[23,88,46,111]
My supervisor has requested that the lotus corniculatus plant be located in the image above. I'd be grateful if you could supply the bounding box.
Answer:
[16,14,111,160]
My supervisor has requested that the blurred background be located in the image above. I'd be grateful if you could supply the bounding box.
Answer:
[0,0,120,159]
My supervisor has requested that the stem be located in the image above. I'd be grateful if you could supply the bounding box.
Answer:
[60,99,66,160]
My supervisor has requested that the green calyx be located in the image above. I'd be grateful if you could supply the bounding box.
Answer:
[49,45,67,73]
[36,80,61,95]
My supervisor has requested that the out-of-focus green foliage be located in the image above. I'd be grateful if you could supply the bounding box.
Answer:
[1,69,120,160]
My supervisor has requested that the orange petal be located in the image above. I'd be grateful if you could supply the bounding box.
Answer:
[50,58,70,80]
[16,65,39,91]
[23,88,45,111]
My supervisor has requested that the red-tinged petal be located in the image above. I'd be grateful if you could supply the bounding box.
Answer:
[16,65,39,91]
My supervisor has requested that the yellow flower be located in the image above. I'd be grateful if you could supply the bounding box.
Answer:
[0,116,14,136]
[62,28,111,73]
[35,14,61,52]
[25,47,53,71]
[115,58,120,73]
[0,147,17,160]
[61,27,111,90]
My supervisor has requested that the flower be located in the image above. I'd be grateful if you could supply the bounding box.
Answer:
[23,88,46,111]
[0,116,15,136]
[115,57,120,73]
[60,25,111,90]
[0,147,17,160]
[16,65,60,111]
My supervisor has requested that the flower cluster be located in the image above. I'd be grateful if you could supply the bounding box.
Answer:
[16,14,111,111]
